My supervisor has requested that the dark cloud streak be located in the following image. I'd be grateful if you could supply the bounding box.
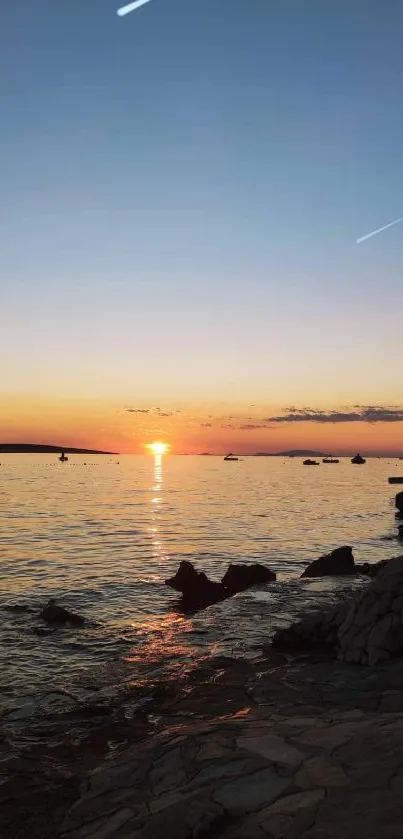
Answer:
[264,406,403,424]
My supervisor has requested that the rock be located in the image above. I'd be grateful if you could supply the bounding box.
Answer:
[214,767,290,813]
[301,546,355,578]
[221,563,276,592]
[396,492,403,518]
[295,756,349,788]
[356,559,388,577]
[40,599,85,627]
[276,555,403,666]
[165,562,227,612]
[399,525,403,541]
[236,734,304,768]
[166,560,276,613]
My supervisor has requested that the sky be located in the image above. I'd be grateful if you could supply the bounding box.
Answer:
[1,0,403,454]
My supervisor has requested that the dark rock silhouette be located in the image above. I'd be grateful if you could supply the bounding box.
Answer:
[398,525,403,541]
[165,561,225,607]
[41,599,85,627]
[396,492,403,518]
[301,546,355,578]
[166,560,276,613]
[221,563,276,593]
[357,559,388,578]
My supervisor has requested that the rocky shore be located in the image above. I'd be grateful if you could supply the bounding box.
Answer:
[4,645,403,839]
[3,560,403,839]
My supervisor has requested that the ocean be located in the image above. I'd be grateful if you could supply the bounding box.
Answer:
[0,454,401,722]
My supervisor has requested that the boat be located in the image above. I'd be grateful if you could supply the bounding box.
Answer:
[322,456,339,464]
[224,453,239,461]
[351,453,366,464]
[59,451,68,462]
[388,477,403,484]
[303,459,319,466]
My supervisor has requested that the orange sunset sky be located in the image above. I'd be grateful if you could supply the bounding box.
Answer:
[1,395,403,455]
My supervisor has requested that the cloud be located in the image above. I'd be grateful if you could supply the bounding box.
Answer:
[201,422,212,428]
[126,407,181,418]
[126,408,150,414]
[264,406,403,424]
[238,423,273,430]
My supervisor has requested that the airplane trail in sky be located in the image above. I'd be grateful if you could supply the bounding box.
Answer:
[117,0,154,17]
[356,215,403,244]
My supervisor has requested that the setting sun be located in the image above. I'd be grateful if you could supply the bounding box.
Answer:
[146,442,169,455]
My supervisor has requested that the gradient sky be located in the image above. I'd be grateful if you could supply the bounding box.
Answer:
[1,0,403,453]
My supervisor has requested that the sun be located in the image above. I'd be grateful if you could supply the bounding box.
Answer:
[146,442,169,455]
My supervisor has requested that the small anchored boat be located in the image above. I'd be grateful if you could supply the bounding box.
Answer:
[323,456,339,464]
[59,451,68,462]
[388,477,403,484]
[351,453,366,464]
[303,459,319,466]
[224,453,239,461]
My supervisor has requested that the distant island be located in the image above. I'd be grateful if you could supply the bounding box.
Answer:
[0,444,118,454]
[254,450,325,457]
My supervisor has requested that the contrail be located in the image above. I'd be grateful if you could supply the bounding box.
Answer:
[356,215,403,244]
[117,0,154,17]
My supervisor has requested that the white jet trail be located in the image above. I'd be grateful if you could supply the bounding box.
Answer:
[356,215,403,244]
[117,0,154,16]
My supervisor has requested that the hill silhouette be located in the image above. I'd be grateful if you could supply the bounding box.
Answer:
[0,443,117,454]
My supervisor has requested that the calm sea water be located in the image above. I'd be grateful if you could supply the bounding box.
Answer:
[0,454,401,718]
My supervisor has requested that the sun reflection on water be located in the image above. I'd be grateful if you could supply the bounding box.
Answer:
[149,454,168,564]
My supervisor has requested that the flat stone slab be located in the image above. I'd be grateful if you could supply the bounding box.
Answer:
[60,709,403,839]
[236,734,305,768]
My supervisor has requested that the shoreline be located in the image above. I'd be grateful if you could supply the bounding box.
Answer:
[3,640,403,838]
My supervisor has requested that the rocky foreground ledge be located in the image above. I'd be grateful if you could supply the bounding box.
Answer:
[5,558,403,839]
[57,652,403,839]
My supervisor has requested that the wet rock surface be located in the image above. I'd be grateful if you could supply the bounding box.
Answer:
[276,555,403,666]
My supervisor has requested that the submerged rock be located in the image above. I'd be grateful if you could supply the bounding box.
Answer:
[40,599,85,627]
[301,546,355,578]
[274,555,403,666]
[165,560,276,613]
[222,563,276,593]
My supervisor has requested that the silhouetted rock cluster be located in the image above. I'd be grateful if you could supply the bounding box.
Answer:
[165,561,276,613]
[274,555,403,665]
